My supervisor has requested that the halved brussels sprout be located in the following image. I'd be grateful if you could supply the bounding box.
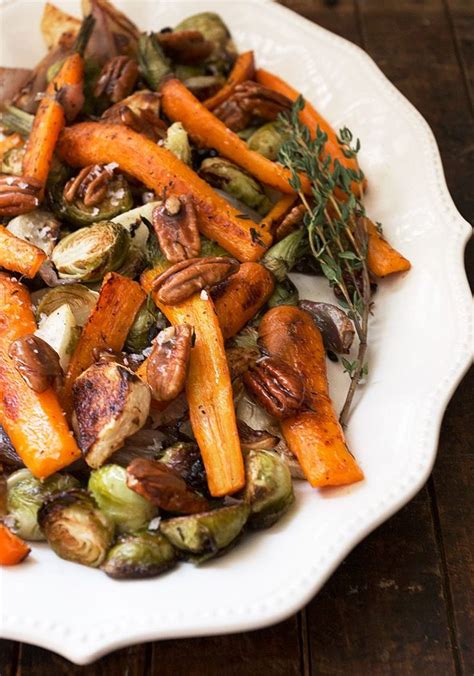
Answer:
[1,146,25,175]
[175,12,236,75]
[247,122,290,161]
[138,32,171,90]
[159,442,208,495]
[199,157,271,215]
[102,530,177,579]
[7,209,61,256]
[262,229,307,282]
[36,284,98,327]
[267,277,299,308]
[49,174,133,227]
[88,464,157,534]
[174,64,207,80]
[243,450,294,529]
[125,295,163,353]
[160,502,250,562]
[164,122,192,165]
[37,489,114,567]
[7,469,79,541]
[183,75,225,101]
[51,221,130,282]
[35,303,80,371]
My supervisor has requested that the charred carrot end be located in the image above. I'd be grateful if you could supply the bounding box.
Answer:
[0,523,30,565]
[366,219,411,277]
[204,50,255,110]
[0,225,47,278]
[0,273,81,479]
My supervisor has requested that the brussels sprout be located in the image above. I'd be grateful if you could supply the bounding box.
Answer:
[243,450,294,529]
[175,13,237,75]
[51,221,130,282]
[37,489,114,567]
[160,503,250,562]
[237,127,260,141]
[1,146,25,175]
[267,277,299,308]
[183,75,225,101]
[125,296,162,352]
[138,33,171,90]
[7,469,79,541]
[262,229,307,282]
[159,442,208,495]
[36,284,99,326]
[49,174,133,227]
[174,64,207,80]
[164,122,192,165]
[247,122,290,161]
[88,464,157,534]
[7,209,60,256]
[115,245,147,279]
[0,104,33,136]
[102,530,177,579]
[35,303,80,370]
[199,157,271,215]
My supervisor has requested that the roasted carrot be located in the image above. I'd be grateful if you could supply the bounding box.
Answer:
[259,195,297,235]
[63,272,145,411]
[141,266,245,497]
[204,50,255,110]
[259,306,364,487]
[256,68,366,194]
[160,78,311,195]
[58,122,271,262]
[0,523,30,565]
[211,262,275,340]
[0,225,46,278]
[0,273,81,478]
[366,218,411,277]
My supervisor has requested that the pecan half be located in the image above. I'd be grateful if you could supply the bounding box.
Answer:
[63,163,116,207]
[237,419,279,451]
[0,175,41,217]
[101,91,166,142]
[8,334,63,393]
[243,356,305,419]
[152,256,240,305]
[146,324,193,402]
[127,457,210,514]
[157,30,213,64]
[94,56,139,104]
[152,195,201,263]
[214,81,293,132]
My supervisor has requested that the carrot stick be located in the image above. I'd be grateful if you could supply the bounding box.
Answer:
[259,306,364,487]
[366,218,411,277]
[0,273,81,478]
[203,50,255,110]
[141,267,245,497]
[58,122,271,262]
[260,195,297,235]
[256,68,366,194]
[160,78,311,195]
[63,272,145,411]
[0,225,46,278]
[0,523,30,565]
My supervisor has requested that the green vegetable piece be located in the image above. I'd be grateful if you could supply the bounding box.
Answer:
[35,303,80,371]
[88,464,157,534]
[37,488,114,567]
[36,284,99,326]
[49,174,133,227]
[262,229,307,282]
[138,33,171,90]
[159,442,208,495]
[51,221,130,282]
[125,296,162,352]
[199,157,271,215]
[7,469,79,542]
[164,122,192,165]
[102,530,177,579]
[247,122,290,161]
[175,12,237,75]
[160,503,250,561]
[267,277,299,308]
[243,450,294,529]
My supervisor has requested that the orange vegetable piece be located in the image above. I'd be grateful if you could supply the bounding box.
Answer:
[204,50,255,110]
[0,523,30,565]
[0,225,46,278]
[260,195,298,235]
[366,218,411,277]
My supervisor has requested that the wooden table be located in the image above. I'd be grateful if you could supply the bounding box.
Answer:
[1,1,473,673]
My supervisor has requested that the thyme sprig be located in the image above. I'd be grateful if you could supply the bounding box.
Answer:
[277,97,371,427]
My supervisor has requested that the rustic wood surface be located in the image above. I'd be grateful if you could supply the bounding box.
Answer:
[1,0,472,674]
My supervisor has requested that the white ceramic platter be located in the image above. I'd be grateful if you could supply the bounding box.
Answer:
[0,0,472,664]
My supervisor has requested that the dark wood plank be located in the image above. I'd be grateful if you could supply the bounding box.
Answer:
[0,640,19,676]
[150,618,303,676]
[16,643,149,675]
[446,0,474,112]
[277,0,363,45]
[306,488,456,675]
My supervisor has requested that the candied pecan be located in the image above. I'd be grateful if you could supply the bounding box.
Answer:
[152,195,201,263]
[63,163,116,207]
[237,419,279,451]
[275,203,306,241]
[101,91,167,142]
[8,334,63,393]
[157,30,213,64]
[127,457,210,514]
[94,56,139,104]
[152,256,240,305]
[243,356,305,419]
[214,80,293,132]
[0,175,41,217]
[146,324,193,402]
